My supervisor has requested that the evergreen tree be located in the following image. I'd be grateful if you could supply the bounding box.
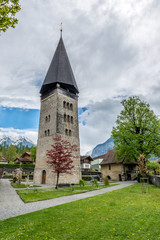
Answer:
[31,146,37,162]
[6,145,17,162]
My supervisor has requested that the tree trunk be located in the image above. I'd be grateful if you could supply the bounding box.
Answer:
[55,172,59,189]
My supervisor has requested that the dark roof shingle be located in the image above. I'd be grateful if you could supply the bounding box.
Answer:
[100,149,123,165]
[40,37,79,95]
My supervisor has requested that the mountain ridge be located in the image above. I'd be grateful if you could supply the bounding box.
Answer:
[0,135,35,148]
[87,138,114,158]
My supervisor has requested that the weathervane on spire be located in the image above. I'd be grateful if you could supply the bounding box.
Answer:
[60,22,63,37]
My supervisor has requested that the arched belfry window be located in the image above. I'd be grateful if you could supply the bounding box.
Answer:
[68,115,70,122]
[65,129,68,136]
[71,116,73,124]
[67,102,69,109]
[63,101,66,108]
[70,103,73,111]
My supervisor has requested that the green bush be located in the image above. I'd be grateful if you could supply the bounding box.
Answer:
[79,179,85,187]
[93,179,99,187]
[103,176,109,185]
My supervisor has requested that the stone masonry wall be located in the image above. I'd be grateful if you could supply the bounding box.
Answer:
[149,175,160,187]
[101,164,123,181]
[34,90,81,185]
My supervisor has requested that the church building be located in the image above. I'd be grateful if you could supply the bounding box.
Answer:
[34,32,81,185]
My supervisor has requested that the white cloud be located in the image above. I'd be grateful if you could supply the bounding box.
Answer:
[79,98,122,154]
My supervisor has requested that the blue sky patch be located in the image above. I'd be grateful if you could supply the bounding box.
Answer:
[0,106,87,129]
[0,106,39,129]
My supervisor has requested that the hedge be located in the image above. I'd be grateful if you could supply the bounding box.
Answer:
[0,164,35,168]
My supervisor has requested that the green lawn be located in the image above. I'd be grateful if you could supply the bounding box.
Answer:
[16,184,117,202]
[11,183,41,188]
[0,184,160,240]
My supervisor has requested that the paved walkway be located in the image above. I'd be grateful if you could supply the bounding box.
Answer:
[0,179,136,221]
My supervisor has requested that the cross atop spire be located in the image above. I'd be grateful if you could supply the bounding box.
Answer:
[60,22,62,38]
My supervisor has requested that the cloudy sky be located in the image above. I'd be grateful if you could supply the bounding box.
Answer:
[1,0,160,154]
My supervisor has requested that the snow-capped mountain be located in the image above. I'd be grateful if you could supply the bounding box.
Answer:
[0,135,35,148]
[87,138,114,158]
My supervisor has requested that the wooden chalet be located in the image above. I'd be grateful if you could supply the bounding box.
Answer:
[80,156,93,170]
[14,152,32,164]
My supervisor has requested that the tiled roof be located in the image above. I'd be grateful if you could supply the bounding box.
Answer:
[100,149,123,165]
[80,156,93,161]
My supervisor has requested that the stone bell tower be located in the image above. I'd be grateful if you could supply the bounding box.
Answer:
[34,33,81,185]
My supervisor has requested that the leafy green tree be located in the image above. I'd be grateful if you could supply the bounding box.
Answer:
[112,96,160,162]
[31,146,37,162]
[147,161,160,175]
[0,0,21,33]
[6,144,17,162]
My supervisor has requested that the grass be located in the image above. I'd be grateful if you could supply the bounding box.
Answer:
[0,184,160,240]
[16,184,117,202]
[11,183,41,188]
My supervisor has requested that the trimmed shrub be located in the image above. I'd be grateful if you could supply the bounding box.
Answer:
[79,179,85,187]
[104,176,109,185]
[93,179,99,187]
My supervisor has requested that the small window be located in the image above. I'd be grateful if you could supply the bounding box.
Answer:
[109,164,111,170]
[68,115,70,122]
[65,129,68,136]
[70,103,73,111]
[48,129,50,136]
[45,116,48,122]
[48,115,50,121]
[64,114,66,122]
[63,101,66,108]
[71,116,73,124]
[45,130,47,136]
[69,130,72,136]
[67,102,69,109]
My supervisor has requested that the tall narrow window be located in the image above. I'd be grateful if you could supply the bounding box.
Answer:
[71,116,73,124]
[45,130,47,136]
[70,103,73,111]
[48,115,50,121]
[68,115,70,122]
[64,114,66,122]
[65,129,68,136]
[109,164,111,170]
[69,130,72,136]
[45,116,48,122]
[48,129,50,136]
[63,101,66,108]
[67,102,69,109]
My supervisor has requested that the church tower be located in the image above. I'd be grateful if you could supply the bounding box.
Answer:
[34,34,81,185]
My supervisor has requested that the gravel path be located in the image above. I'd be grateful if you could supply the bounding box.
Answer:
[0,179,136,221]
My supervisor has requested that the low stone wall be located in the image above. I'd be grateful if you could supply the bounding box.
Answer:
[0,166,34,176]
[149,175,160,187]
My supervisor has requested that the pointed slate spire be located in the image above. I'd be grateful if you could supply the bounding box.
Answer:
[40,37,79,95]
